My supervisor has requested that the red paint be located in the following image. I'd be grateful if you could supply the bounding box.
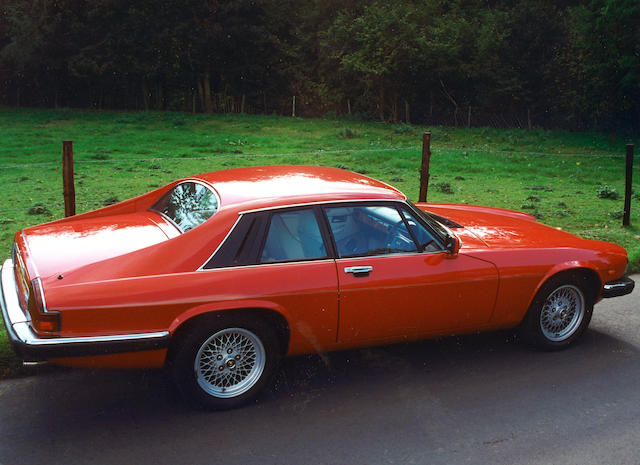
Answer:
[10,166,630,368]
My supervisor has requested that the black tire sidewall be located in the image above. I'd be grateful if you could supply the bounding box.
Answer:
[523,275,594,350]
[170,314,280,410]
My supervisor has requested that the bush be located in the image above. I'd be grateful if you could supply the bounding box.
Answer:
[433,182,454,194]
[336,127,359,139]
[597,185,620,200]
[103,196,120,206]
[27,204,51,216]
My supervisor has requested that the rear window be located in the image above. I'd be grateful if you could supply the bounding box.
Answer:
[150,181,218,232]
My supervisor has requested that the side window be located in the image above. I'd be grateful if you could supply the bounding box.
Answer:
[203,214,267,269]
[260,209,327,263]
[400,208,441,252]
[325,205,417,258]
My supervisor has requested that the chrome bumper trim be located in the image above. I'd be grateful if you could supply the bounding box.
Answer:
[1,259,170,359]
[602,276,635,298]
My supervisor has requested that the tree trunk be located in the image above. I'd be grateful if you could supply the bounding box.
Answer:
[347,98,352,115]
[440,81,458,127]
[141,80,150,111]
[467,105,471,128]
[16,87,20,107]
[429,91,433,119]
[197,79,205,112]
[391,93,398,123]
[203,72,213,113]
[405,100,410,124]
[292,95,296,117]
[192,89,196,113]
[527,107,532,129]
[378,76,385,122]
[241,94,246,113]
[263,91,267,114]
[155,82,163,110]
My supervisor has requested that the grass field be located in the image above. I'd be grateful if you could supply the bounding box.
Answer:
[1,107,639,377]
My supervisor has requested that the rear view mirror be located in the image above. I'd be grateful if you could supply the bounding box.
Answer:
[445,234,460,256]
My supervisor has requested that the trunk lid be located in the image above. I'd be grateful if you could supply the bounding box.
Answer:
[20,212,178,279]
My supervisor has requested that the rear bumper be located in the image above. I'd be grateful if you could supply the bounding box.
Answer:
[602,276,635,298]
[1,258,170,361]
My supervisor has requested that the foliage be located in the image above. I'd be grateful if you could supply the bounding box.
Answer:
[597,185,620,199]
[0,108,639,378]
[0,0,638,131]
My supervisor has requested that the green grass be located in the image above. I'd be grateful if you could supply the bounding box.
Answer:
[1,108,639,378]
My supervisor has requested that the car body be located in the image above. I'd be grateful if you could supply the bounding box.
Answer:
[1,165,634,408]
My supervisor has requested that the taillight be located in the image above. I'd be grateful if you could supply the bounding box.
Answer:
[28,277,61,333]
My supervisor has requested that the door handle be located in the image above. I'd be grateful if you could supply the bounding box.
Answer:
[344,266,373,277]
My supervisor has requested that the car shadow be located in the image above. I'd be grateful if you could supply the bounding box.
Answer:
[15,325,636,416]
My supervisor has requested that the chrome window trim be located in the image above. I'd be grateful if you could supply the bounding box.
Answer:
[199,199,451,271]
[149,179,221,233]
[152,210,184,234]
[239,198,405,215]
[198,258,337,272]
[333,249,446,262]
[197,215,244,271]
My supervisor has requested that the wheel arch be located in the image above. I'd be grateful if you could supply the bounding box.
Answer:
[529,266,602,311]
[167,307,291,361]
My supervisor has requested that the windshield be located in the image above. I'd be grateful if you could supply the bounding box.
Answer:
[150,181,219,232]
[406,202,452,242]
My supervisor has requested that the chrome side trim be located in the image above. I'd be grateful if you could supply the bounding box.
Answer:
[1,259,170,359]
[20,230,40,278]
[33,277,50,314]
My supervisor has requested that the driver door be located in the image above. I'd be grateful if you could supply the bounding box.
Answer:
[323,203,499,344]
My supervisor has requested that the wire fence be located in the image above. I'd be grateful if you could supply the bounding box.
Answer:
[0,143,636,221]
[0,144,635,171]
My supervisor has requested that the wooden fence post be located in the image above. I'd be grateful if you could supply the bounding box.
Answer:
[62,140,75,217]
[292,96,296,117]
[623,143,634,226]
[419,132,431,203]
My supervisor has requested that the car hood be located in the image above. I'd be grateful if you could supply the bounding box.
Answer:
[20,212,178,279]
[421,203,592,249]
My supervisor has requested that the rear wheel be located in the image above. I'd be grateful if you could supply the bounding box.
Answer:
[521,275,594,350]
[171,315,280,410]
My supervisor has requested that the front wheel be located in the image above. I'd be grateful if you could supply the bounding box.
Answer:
[170,315,280,410]
[521,276,594,350]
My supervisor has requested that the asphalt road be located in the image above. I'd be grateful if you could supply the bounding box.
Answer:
[0,277,638,465]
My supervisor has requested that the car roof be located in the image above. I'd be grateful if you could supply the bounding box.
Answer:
[192,165,406,212]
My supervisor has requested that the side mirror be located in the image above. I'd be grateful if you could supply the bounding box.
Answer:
[444,234,460,256]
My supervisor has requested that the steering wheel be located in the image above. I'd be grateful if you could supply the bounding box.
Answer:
[386,220,434,252]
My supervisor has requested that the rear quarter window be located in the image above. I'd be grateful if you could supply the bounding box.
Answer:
[151,181,218,232]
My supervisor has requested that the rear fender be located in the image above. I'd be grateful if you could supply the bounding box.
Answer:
[168,299,290,335]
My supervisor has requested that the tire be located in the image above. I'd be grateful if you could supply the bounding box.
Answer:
[170,314,281,410]
[521,275,594,350]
